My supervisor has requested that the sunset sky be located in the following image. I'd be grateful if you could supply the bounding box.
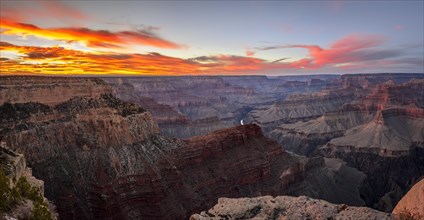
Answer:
[0,0,423,75]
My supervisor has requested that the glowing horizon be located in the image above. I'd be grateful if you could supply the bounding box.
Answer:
[1,1,423,75]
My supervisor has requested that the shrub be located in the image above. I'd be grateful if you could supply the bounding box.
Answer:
[15,176,43,203]
[0,169,47,216]
[30,201,53,220]
[0,168,12,212]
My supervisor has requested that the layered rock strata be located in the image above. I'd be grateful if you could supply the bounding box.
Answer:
[190,196,393,220]
[0,76,112,106]
[269,79,424,211]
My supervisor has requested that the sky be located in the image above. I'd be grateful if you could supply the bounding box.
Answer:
[0,0,423,75]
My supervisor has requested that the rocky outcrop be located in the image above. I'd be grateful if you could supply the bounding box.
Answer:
[0,95,160,219]
[190,196,393,220]
[0,94,159,164]
[0,144,44,195]
[393,178,424,219]
[1,144,56,219]
[0,76,112,106]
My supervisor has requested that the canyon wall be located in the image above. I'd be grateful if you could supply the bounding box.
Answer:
[0,76,364,219]
[268,77,424,211]
[0,76,112,106]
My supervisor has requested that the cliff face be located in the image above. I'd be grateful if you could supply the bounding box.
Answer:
[1,144,56,219]
[0,144,44,195]
[0,76,112,106]
[191,196,393,220]
[86,124,304,219]
[0,94,159,164]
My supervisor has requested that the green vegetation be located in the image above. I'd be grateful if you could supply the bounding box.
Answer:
[15,176,44,203]
[30,201,53,220]
[0,168,53,220]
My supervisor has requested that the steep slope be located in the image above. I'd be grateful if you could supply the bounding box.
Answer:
[191,196,392,220]
[325,107,424,156]
[1,145,56,219]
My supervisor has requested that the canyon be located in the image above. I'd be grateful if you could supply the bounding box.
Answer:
[1,74,423,219]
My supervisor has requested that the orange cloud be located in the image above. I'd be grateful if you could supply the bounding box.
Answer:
[1,34,416,75]
[1,41,304,75]
[0,42,196,75]
[0,17,183,50]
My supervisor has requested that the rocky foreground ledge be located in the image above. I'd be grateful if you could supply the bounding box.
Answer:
[190,196,393,220]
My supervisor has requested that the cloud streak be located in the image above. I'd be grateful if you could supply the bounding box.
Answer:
[0,42,305,75]
[0,35,421,75]
[0,17,183,50]
[252,34,417,70]
[0,42,195,75]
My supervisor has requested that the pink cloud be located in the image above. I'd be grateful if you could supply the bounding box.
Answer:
[245,50,255,57]
[287,34,387,68]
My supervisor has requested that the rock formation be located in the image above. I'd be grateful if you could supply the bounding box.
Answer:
[2,74,422,219]
[0,76,111,106]
[103,75,336,138]
[269,78,424,211]
[247,87,356,131]
[1,144,56,219]
[393,178,424,220]
[0,76,374,219]
[190,196,393,220]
